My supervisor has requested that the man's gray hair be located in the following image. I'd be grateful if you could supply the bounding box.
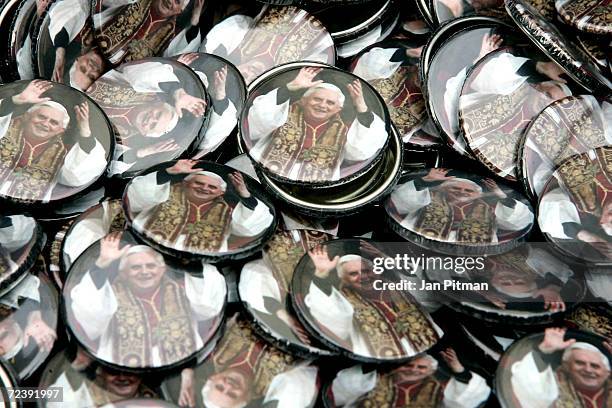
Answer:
[184,171,227,191]
[423,354,439,371]
[27,101,70,128]
[336,254,362,279]
[562,342,610,371]
[440,178,482,193]
[118,245,165,272]
[303,83,346,108]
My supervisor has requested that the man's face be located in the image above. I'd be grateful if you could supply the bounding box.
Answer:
[0,319,21,357]
[99,369,142,397]
[206,369,251,408]
[340,259,362,287]
[153,0,183,18]
[490,269,536,295]
[134,102,174,137]
[184,174,224,203]
[396,357,435,383]
[122,251,165,293]
[72,50,104,91]
[23,106,66,140]
[564,349,610,392]
[238,60,267,83]
[301,88,343,123]
[442,181,481,203]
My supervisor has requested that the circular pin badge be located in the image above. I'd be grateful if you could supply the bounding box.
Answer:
[425,244,585,325]
[123,160,276,261]
[0,271,58,381]
[324,353,492,407]
[432,0,506,25]
[62,199,126,276]
[38,348,162,405]
[422,17,518,158]
[519,95,611,201]
[6,0,38,81]
[385,168,535,255]
[0,80,113,208]
[202,6,335,84]
[63,231,227,371]
[291,238,443,363]
[349,40,429,147]
[161,313,320,408]
[556,0,611,36]
[256,121,402,218]
[538,146,612,266]
[239,229,336,357]
[87,58,209,179]
[0,214,44,296]
[171,53,246,159]
[91,0,210,66]
[505,0,612,94]
[496,328,611,408]
[241,63,390,188]
[0,0,25,77]
[35,0,106,92]
[459,47,573,182]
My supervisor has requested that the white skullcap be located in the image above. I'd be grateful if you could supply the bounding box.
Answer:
[201,379,248,408]
[440,178,483,193]
[303,83,346,108]
[336,254,362,279]
[118,245,165,271]
[184,171,227,191]
[27,101,70,128]
[419,354,439,371]
[562,342,610,371]
[145,103,179,138]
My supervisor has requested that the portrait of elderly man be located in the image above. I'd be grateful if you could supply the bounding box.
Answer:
[87,61,207,176]
[0,274,57,379]
[203,8,335,84]
[511,327,612,407]
[44,0,106,91]
[175,316,318,408]
[47,350,158,407]
[69,233,226,368]
[126,160,274,254]
[246,67,388,182]
[0,80,107,202]
[303,244,443,360]
[389,169,534,244]
[93,0,205,65]
[331,349,491,407]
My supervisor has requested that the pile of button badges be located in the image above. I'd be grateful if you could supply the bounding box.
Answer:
[0,0,608,406]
